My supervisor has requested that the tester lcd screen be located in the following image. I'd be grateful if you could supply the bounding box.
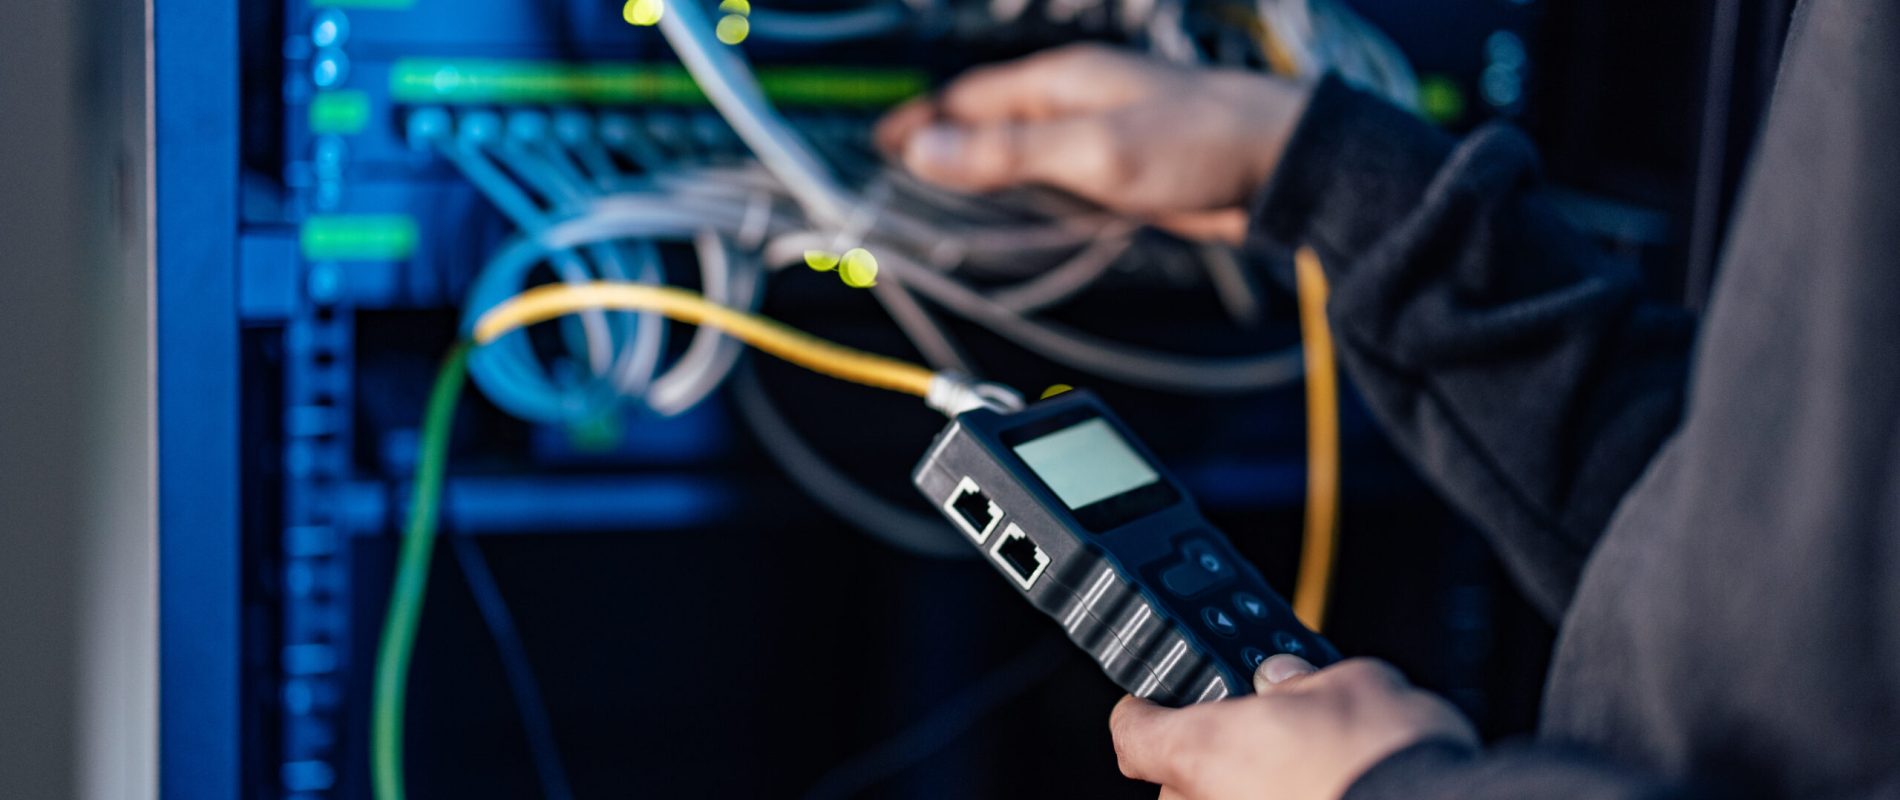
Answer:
[1008,414,1181,531]
[1013,418,1160,508]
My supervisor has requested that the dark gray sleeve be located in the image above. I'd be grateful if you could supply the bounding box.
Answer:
[1348,743,1900,800]
[1343,741,1709,800]
[1249,79,1695,620]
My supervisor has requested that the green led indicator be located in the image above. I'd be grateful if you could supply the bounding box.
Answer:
[301,215,419,262]
[804,250,840,271]
[1418,74,1466,125]
[838,248,878,288]
[715,14,750,44]
[309,91,371,135]
[389,59,926,107]
[624,0,665,26]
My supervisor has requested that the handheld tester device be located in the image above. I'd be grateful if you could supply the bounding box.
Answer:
[913,389,1339,706]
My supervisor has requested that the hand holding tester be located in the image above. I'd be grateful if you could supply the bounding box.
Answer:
[913,389,1339,706]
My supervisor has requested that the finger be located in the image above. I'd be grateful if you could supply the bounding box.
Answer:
[937,44,1145,123]
[1276,658,1411,700]
[874,97,938,158]
[1148,209,1249,245]
[1253,653,1319,693]
[1108,695,1188,784]
[899,117,1115,195]
[1315,658,1410,691]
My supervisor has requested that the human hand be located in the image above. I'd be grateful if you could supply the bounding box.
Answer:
[874,44,1313,243]
[1109,656,1477,800]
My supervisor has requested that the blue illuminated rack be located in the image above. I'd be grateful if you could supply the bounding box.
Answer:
[168,0,871,793]
[156,0,243,797]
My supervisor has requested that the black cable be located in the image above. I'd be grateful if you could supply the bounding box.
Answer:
[450,535,576,800]
[730,361,974,560]
[800,637,1072,800]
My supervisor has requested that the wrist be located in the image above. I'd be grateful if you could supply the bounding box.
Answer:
[1247,74,1458,254]
[1217,71,1316,202]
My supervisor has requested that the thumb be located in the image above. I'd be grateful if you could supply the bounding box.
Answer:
[899,118,1112,196]
[1253,653,1318,693]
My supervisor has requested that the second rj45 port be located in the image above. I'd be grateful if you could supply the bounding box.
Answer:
[945,476,1001,543]
[991,523,1051,590]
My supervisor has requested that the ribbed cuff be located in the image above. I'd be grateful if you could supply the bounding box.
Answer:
[1249,75,1458,262]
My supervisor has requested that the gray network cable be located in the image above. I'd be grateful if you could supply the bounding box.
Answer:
[523,133,674,397]
[471,147,1303,396]
[485,135,669,398]
[416,0,1341,592]
[439,0,1323,430]
[439,131,621,377]
[747,3,914,44]
[871,276,974,374]
[645,231,765,415]
[762,231,1306,393]
[987,233,1135,313]
[656,0,856,228]
[1255,0,1417,107]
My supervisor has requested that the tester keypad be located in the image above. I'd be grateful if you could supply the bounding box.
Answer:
[913,390,1339,706]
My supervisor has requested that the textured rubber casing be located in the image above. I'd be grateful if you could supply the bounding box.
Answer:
[912,390,1339,706]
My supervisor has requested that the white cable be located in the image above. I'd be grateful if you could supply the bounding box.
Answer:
[655,0,854,226]
[651,8,1130,265]
[764,233,1306,392]
[448,136,619,377]
[647,231,764,415]
[882,249,1303,392]
[497,139,671,396]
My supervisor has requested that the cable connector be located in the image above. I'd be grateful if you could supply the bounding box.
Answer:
[926,371,1024,418]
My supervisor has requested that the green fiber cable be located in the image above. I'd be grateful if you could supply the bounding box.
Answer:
[372,342,471,800]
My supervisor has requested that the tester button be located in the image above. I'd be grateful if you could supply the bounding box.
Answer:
[1242,647,1269,670]
[1233,592,1270,621]
[1180,540,1230,576]
[1162,562,1220,596]
[1203,607,1238,637]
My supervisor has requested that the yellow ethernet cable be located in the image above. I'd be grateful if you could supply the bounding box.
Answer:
[473,282,935,397]
[1292,246,1341,632]
[474,277,1344,628]
[376,271,1344,800]
[379,285,942,800]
